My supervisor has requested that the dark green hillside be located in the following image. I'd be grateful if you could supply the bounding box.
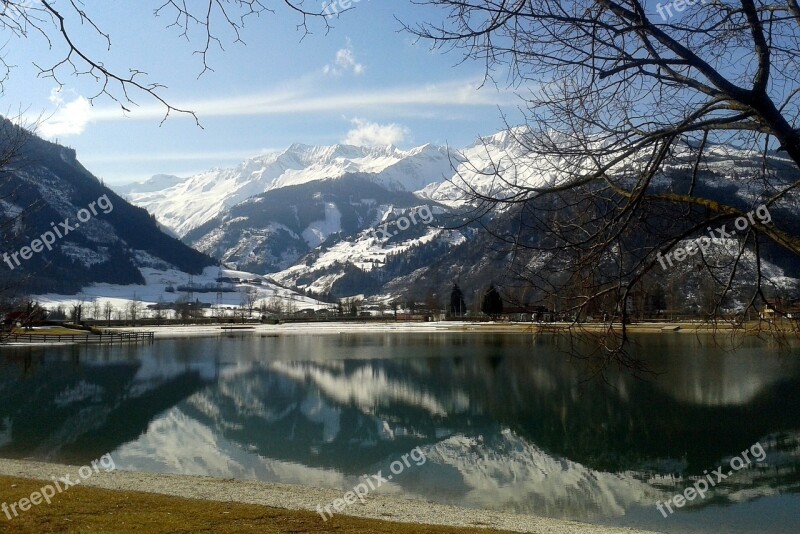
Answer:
[0,119,214,294]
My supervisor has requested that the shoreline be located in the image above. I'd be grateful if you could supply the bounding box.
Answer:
[3,320,795,347]
[106,319,795,340]
[0,458,658,533]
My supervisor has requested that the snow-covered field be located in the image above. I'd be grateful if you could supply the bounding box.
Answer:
[36,266,328,318]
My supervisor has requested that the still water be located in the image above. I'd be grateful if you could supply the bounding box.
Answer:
[1,333,798,533]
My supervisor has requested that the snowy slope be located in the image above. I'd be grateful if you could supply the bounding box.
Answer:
[121,143,458,237]
[38,266,329,317]
[418,128,560,206]
[118,130,560,237]
[272,218,466,296]
[180,174,458,277]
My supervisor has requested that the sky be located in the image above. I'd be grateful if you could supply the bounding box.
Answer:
[2,1,518,185]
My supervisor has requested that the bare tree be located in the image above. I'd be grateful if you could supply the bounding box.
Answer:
[174,294,193,322]
[267,296,284,316]
[0,1,330,123]
[102,301,114,324]
[127,297,143,324]
[240,286,258,318]
[90,298,102,321]
[69,303,83,323]
[409,0,800,371]
[154,296,166,325]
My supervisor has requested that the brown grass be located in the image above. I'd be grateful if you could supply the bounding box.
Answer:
[0,476,508,533]
[10,327,88,336]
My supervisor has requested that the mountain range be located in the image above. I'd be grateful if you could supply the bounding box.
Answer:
[2,116,798,312]
[118,130,800,310]
[119,130,548,237]
[117,130,583,305]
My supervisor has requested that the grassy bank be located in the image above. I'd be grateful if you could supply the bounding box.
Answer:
[0,475,508,533]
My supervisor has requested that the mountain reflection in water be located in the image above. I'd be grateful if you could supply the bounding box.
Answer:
[1,333,798,533]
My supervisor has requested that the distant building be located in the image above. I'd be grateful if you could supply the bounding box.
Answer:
[500,305,553,322]
[760,299,800,320]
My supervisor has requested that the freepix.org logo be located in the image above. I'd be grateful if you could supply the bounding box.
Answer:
[371,205,434,242]
[655,442,766,518]
[3,194,114,271]
[317,447,427,522]
[656,204,772,271]
[655,0,711,21]
[2,454,116,521]
[321,0,368,19]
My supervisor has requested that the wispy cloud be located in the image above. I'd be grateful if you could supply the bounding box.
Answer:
[20,78,513,137]
[83,79,512,123]
[80,148,280,165]
[343,118,408,146]
[323,38,364,76]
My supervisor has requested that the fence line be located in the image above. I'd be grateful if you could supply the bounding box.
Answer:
[5,331,155,345]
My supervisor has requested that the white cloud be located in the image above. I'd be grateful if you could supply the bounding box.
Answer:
[48,87,64,106]
[343,118,409,146]
[74,78,511,124]
[39,91,93,139]
[324,39,364,76]
[18,78,510,128]
[81,148,281,164]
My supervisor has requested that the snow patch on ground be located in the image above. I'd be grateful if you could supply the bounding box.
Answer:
[301,203,342,248]
[35,266,328,316]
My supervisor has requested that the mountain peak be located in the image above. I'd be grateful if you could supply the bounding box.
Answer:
[468,126,532,151]
[116,129,538,237]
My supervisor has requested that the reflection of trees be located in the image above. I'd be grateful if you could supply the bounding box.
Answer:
[421,338,800,474]
[477,355,800,474]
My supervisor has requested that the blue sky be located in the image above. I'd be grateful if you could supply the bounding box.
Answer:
[4,1,517,185]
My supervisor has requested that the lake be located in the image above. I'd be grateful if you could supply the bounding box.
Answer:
[1,332,798,533]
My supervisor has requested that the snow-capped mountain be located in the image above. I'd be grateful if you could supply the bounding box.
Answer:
[115,174,184,195]
[180,174,462,278]
[117,128,800,307]
[119,129,555,238]
[122,143,459,237]
[112,130,554,299]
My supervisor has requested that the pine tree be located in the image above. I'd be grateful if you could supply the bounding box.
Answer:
[449,283,466,316]
[481,285,503,317]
